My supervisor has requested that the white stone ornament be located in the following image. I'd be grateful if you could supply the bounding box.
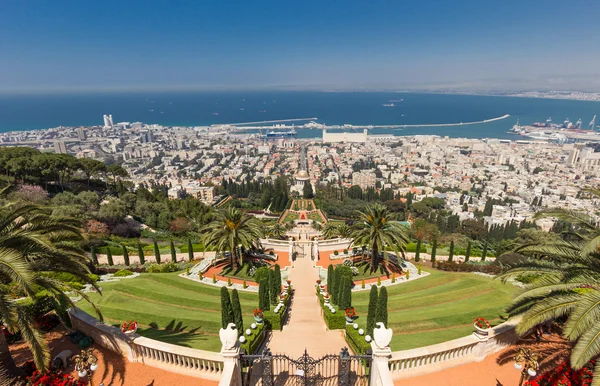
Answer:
[239,336,246,343]
[353,323,358,329]
[251,323,257,329]
[246,329,252,335]
[373,322,393,349]
[219,323,238,350]
[365,335,372,343]
[358,329,364,335]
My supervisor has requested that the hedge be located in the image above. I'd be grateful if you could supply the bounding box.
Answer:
[316,286,346,330]
[435,261,502,274]
[264,287,291,331]
[240,323,265,354]
[405,243,428,253]
[345,325,371,355]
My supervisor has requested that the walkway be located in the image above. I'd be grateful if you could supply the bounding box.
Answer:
[267,255,347,358]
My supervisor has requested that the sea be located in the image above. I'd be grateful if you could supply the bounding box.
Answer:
[0,91,599,139]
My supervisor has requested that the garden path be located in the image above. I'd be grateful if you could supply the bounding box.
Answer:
[267,255,347,358]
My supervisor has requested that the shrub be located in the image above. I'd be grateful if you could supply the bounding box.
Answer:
[377,276,381,286]
[239,323,265,354]
[212,274,217,283]
[138,244,145,264]
[343,249,348,254]
[258,278,270,311]
[269,269,279,305]
[113,269,134,277]
[435,261,501,274]
[188,239,194,262]
[170,240,177,263]
[317,291,346,329]
[153,239,161,264]
[391,273,396,283]
[418,264,422,275]
[185,266,189,276]
[231,289,243,333]
[254,267,271,283]
[27,370,86,386]
[415,239,421,262]
[243,280,247,289]
[361,279,365,289]
[345,325,371,355]
[122,245,130,266]
[465,241,472,262]
[376,286,388,327]
[406,270,410,280]
[367,286,378,337]
[334,250,339,256]
[106,248,114,266]
[146,262,180,273]
[448,240,455,262]
[90,246,98,265]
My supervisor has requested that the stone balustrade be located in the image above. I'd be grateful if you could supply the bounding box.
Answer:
[68,308,225,380]
[387,318,519,379]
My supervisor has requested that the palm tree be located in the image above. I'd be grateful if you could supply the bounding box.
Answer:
[499,191,600,382]
[337,223,351,238]
[350,203,410,271]
[266,223,287,240]
[202,206,264,269]
[312,221,323,232]
[0,204,100,380]
[322,222,340,239]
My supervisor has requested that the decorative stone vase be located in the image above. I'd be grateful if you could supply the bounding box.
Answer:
[345,316,354,323]
[473,323,489,336]
[124,326,137,335]
[254,316,264,324]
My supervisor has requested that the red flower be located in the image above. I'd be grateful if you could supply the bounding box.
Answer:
[345,307,356,318]
[121,321,138,332]
[473,317,491,329]
[253,308,264,318]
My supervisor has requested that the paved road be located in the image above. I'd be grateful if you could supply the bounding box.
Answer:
[267,255,347,358]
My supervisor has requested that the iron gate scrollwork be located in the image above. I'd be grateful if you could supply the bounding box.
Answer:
[241,347,371,386]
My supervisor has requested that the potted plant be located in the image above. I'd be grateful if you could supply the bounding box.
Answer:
[473,317,491,335]
[121,321,138,335]
[286,279,291,286]
[253,308,264,323]
[345,307,356,323]
[316,279,321,284]
[324,293,330,304]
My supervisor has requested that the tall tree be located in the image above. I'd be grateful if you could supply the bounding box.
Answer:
[258,278,270,311]
[202,206,264,269]
[90,245,98,265]
[230,289,244,333]
[106,247,114,266]
[153,239,161,264]
[303,181,314,199]
[376,286,388,327]
[188,239,194,262]
[122,244,130,266]
[170,240,177,263]
[481,241,487,262]
[465,241,471,262]
[269,270,279,305]
[415,239,421,262]
[350,203,410,271]
[273,264,282,294]
[448,240,454,262]
[138,243,145,264]
[220,287,233,329]
[327,264,334,294]
[430,239,437,264]
[367,286,379,337]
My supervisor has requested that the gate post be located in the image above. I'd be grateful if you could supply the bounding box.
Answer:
[370,323,393,386]
[261,348,274,386]
[338,347,351,386]
[219,323,241,386]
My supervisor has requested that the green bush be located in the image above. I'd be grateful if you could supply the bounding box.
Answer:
[254,267,271,283]
[345,325,371,355]
[146,262,180,273]
[39,272,98,285]
[67,282,85,290]
[264,291,291,331]
[435,261,501,274]
[96,245,124,256]
[240,323,265,354]
[114,269,134,277]
[316,288,346,329]
[405,242,428,253]
[180,243,206,253]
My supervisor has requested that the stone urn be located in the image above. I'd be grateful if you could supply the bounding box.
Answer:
[254,316,264,324]
[473,323,490,337]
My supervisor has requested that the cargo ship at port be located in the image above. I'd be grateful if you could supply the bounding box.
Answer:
[510,115,600,143]
[262,129,297,139]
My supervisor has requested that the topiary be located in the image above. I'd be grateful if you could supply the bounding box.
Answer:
[254,266,271,284]
[377,276,381,286]
[212,274,217,284]
[361,279,365,289]
[391,273,396,283]
[367,286,378,337]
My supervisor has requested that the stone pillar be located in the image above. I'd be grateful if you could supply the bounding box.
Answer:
[219,323,241,386]
[370,322,393,386]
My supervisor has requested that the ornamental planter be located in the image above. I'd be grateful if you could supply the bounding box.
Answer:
[124,327,137,335]
[473,323,489,336]
[345,316,354,323]
[254,316,264,324]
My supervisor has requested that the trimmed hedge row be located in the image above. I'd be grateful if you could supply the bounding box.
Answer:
[316,286,346,330]
[240,323,265,354]
[345,325,371,355]
[263,287,292,331]
[435,261,502,274]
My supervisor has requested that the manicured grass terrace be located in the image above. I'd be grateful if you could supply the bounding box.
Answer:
[76,272,258,351]
[351,269,516,350]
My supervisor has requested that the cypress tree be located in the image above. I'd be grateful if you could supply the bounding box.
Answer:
[106,248,114,266]
[273,264,282,292]
[376,286,388,327]
[258,278,270,311]
[138,243,145,265]
[122,245,130,266]
[231,289,244,333]
[448,240,454,262]
[481,241,488,262]
[188,239,194,262]
[170,240,177,263]
[367,286,378,337]
[430,239,437,264]
[154,239,161,264]
[331,268,338,304]
[90,246,98,265]
[415,239,421,262]
[220,287,233,329]
[269,269,278,305]
[326,264,334,294]
[465,241,471,262]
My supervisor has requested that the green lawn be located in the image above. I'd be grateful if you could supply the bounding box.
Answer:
[351,269,517,350]
[76,272,258,351]
[308,212,323,222]
[281,212,299,223]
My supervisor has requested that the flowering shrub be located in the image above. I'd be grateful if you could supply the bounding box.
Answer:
[27,370,86,386]
[474,317,491,329]
[253,308,264,318]
[525,361,594,386]
[15,184,48,203]
[345,307,356,319]
[85,220,110,237]
[35,313,60,332]
[1,323,22,344]
[121,321,138,333]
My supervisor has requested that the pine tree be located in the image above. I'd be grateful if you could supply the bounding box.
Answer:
[122,245,130,266]
[367,286,378,337]
[376,286,388,328]
[231,289,244,333]
[91,246,98,265]
[154,239,161,264]
[258,278,270,311]
[448,240,454,262]
[327,264,334,294]
[465,241,471,262]
[188,239,194,262]
[106,248,114,266]
[220,287,234,329]
[431,239,437,264]
[415,239,421,262]
[170,240,177,263]
[138,243,145,264]
[481,241,488,262]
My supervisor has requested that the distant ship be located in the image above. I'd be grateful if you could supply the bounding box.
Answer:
[213,112,219,116]
[263,129,297,139]
[259,110,267,113]
[240,108,245,111]
[389,99,404,102]
[382,103,395,107]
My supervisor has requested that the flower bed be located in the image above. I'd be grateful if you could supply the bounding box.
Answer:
[27,370,86,386]
[525,361,594,386]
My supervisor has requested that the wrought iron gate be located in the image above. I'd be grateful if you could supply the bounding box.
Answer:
[241,347,371,386]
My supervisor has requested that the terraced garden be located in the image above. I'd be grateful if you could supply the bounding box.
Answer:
[76,272,258,351]
[351,269,517,350]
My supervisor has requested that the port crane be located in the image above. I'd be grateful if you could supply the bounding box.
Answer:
[589,115,597,131]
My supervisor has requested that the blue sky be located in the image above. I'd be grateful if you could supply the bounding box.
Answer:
[2,0,600,92]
